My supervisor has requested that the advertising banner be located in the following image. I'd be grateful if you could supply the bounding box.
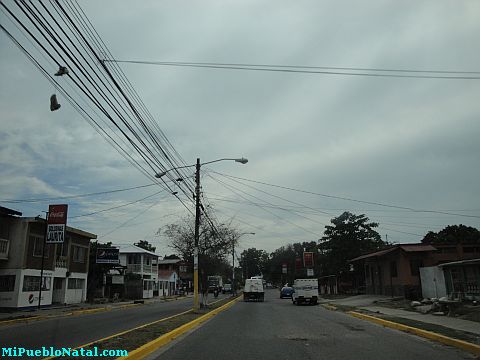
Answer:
[96,248,120,264]
[303,252,314,268]
[46,204,68,244]
[282,263,287,274]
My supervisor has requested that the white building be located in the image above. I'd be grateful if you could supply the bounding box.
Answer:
[116,244,158,299]
[0,207,96,308]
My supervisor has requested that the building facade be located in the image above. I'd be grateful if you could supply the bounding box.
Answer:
[117,244,158,299]
[0,207,96,308]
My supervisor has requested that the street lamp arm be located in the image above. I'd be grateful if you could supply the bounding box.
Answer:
[155,157,248,178]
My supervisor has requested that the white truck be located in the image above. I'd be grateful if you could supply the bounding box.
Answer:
[243,278,264,302]
[292,278,319,305]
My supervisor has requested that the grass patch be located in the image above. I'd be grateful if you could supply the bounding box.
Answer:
[55,297,236,360]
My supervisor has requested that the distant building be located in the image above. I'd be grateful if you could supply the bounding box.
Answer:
[157,258,192,295]
[0,206,97,308]
[116,244,158,299]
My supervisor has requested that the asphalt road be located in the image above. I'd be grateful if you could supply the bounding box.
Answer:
[0,294,229,350]
[153,290,475,360]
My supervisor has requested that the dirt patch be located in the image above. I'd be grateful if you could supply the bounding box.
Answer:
[56,297,236,360]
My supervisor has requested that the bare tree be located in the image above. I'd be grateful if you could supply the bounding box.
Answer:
[160,217,240,306]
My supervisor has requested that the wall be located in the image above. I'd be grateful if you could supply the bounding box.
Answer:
[419,266,447,299]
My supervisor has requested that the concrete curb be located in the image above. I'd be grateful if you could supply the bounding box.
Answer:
[0,303,143,326]
[348,311,480,356]
[117,296,242,360]
[321,304,337,311]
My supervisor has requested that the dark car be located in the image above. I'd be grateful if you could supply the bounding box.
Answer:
[280,286,294,298]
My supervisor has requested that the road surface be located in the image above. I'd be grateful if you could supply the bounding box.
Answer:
[153,290,474,360]
[0,294,228,350]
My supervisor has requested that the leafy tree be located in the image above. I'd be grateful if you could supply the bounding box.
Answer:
[265,241,320,285]
[134,239,156,252]
[422,225,480,244]
[239,248,269,279]
[319,212,387,275]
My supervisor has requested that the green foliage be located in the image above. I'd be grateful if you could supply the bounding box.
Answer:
[87,240,113,301]
[319,212,387,275]
[134,239,156,252]
[239,248,269,279]
[422,224,480,244]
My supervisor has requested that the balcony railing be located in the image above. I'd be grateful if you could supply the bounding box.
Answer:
[127,263,154,274]
[55,256,68,268]
[0,238,9,260]
[127,264,142,273]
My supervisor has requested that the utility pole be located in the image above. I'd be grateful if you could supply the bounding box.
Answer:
[193,158,201,310]
[232,239,235,296]
[38,212,49,310]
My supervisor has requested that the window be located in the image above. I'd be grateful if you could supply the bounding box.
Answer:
[143,280,152,291]
[56,240,68,257]
[68,278,85,289]
[410,259,423,276]
[0,275,15,292]
[390,261,398,278]
[72,245,86,263]
[22,276,51,292]
[31,235,49,258]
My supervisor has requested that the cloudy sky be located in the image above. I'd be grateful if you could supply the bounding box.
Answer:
[1,0,479,257]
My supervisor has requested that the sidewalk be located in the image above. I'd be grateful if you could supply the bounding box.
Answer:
[360,305,480,335]
[321,295,480,336]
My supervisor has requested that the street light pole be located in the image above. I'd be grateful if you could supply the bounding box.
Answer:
[194,158,201,310]
[156,156,248,311]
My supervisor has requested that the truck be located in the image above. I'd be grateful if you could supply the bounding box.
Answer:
[292,278,318,305]
[243,278,264,302]
[207,275,223,293]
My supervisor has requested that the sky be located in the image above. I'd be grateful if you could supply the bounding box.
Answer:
[1,0,479,257]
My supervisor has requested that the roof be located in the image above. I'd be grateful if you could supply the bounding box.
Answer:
[350,244,437,262]
[157,259,182,265]
[22,217,97,239]
[115,244,158,257]
[438,258,480,267]
[0,206,22,217]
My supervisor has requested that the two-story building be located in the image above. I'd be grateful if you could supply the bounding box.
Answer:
[0,206,97,308]
[116,244,158,299]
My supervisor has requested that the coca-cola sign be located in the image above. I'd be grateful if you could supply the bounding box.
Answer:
[46,204,68,243]
[48,204,68,225]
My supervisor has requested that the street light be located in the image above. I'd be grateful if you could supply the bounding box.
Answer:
[155,157,248,310]
[232,232,255,296]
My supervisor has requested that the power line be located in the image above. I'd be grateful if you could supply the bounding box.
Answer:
[210,171,480,219]
[105,60,480,80]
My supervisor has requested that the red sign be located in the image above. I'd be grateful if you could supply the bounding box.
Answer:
[295,257,302,271]
[48,204,68,225]
[303,252,314,268]
[47,204,68,243]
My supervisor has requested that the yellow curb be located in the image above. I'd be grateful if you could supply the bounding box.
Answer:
[118,296,242,360]
[321,304,337,311]
[41,309,194,360]
[348,311,480,356]
[0,315,44,325]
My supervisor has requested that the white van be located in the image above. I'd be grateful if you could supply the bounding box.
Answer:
[243,278,264,302]
[292,278,318,305]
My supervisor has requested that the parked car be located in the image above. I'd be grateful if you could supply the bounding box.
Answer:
[280,286,294,298]
[222,283,232,294]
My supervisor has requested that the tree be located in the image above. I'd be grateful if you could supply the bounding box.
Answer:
[239,248,269,279]
[134,239,156,252]
[422,224,480,244]
[319,212,387,275]
[161,217,239,306]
